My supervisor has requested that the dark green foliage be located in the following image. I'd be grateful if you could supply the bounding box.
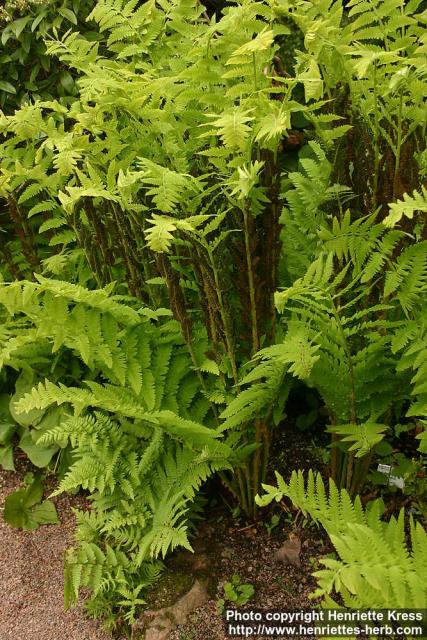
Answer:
[0,0,98,113]
[3,472,59,530]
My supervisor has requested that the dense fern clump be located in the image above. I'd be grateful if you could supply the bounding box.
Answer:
[227,125,426,493]
[2,0,425,511]
[0,278,232,622]
[0,0,330,513]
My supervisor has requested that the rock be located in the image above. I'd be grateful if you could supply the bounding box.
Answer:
[274,533,301,566]
[141,579,209,640]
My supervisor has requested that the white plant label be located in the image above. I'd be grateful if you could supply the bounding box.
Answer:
[377,464,405,489]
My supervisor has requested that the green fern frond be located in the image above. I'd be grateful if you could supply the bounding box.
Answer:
[256,470,427,608]
[384,185,427,227]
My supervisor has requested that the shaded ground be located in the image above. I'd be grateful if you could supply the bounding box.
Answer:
[157,514,328,640]
[140,424,331,640]
[0,460,118,640]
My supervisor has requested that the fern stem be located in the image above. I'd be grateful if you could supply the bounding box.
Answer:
[208,247,239,385]
[252,52,257,92]
[127,208,160,305]
[346,451,355,493]
[110,203,140,297]
[158,253,220,422]
[8,195,40,273]
[237,468,251,515]
[350,451,373,496]
[329,294,358,489]
[339,452,348,490]
[220,468,250,515]
[84,199,112,285]
[269,147,280,341]
[74,210,103,288]
[244,461,254,516]
[372,62,380,209]
[331,428,338,481]
[393,89,404,201]
[242,205,260,355]
[260,410,273,488]
[252,416,262,510]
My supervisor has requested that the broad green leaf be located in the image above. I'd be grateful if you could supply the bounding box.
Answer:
[3,476,59,530]
[0,81,16,94]
[19,430,59,468]
[0,445,14,471]
[58,7,78,24]
[31,500,60,525]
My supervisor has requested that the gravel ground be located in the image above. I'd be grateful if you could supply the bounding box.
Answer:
[0,462,115,640]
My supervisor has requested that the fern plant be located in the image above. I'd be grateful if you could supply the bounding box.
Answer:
[0,0,426,627]
[227,129,426,494]
[287,0,426,210]
[257,470,427,609]
[0,277,233,622]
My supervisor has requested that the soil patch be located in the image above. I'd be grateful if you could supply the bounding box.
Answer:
[0,460,121,640]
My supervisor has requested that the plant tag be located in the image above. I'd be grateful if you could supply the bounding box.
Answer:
[389,475,405,489]
[377,464,392,474]
[377,464,405,489]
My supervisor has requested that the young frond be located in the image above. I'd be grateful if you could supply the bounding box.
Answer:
[137,159,202,214]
